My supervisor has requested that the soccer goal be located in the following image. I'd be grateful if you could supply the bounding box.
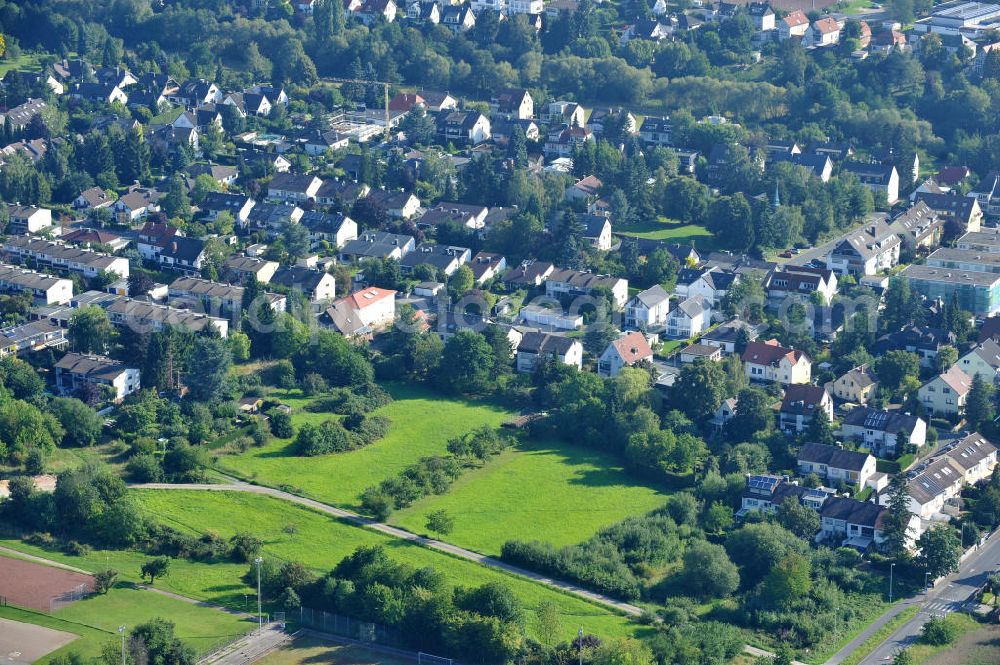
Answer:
[417,653,452,665]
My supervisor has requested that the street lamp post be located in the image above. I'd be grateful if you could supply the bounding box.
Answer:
[118,625,126,665]
[578,628,584,665]
[889,563,896,603]
[254,557,263,633]
[925,571,931,591]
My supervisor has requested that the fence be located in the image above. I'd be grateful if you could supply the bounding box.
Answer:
[299,607,400,646]
[50,583,89,612]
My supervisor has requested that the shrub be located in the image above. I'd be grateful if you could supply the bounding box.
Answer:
[269,411,293,438]
[63,540,91,557]
[921,616,958,646]
[126,453,164,483]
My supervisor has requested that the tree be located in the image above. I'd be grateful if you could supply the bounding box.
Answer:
[966,373,995,430]
[140,557,170,585]
[760,552,811,609]
[921,616,959,646]
[455,581,524,625]
[704,502,734,534]
[875,351,920,394]
[593,638,654,665]
[804,408,836,446]
[269,411,294,438]
[680,540,740,600]
[882,473,914,557]
[68,306,115,354]
[893,649,914,665]
[130,618,195,665]
[161,174,191,220]
[426,509,455,536]
[673,358,728,420]
[917,525,961,579]
[726,388,773,441]
[448,265,474,300]
[51,398,104,447]
[128,271,155,298]
[533,600,563,650]
[935,345,958,373]
[435,330,495,395]
[94,569,118,594]
[776,499,820,539]
[183,336,232,402]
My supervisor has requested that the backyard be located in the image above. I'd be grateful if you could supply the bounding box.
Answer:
[390,437,668,555]
[615,217,718,251]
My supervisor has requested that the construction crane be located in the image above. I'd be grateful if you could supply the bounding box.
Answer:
[321,76,392,140]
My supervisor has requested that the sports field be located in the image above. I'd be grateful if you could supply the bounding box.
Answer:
[391,438,668,555]
[215,384,516,511]
[0,556,93,612]
[0,617,78,664]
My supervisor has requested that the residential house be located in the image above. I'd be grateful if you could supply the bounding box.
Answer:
[666,296,710,339]
[674,266,737,306]
[417,202,489,231]
[223,255,280,284]
[700,319,760,354]
[440,4,476,30]
[779,9,809,39]
[680,343,722,364]
[516,332,583,372]
[873,326,956,369]
[200,192,255,224]
[918,365,973,417]
[271,266,337,303]
[355,0,398,22]
[956,339,1000,383]
[565,175,603,206]
[742,339,811,385]
[267,173,323,203]
[171,79,222,107]
[738,474,814,517]
[831,365,878,404]
[798,442,877,489]
[871,28,907,52]
[491,88,533,120]
[0,321,66,360]
[415,90,458,112]
[73,187,114,210]
[825,220,901,276]
[518,303,584,330]
[544,126,593,158]
[365,189,422,219]
[779,384,834,434]
[810,17,841,45]
[639,116,672,147]
[840,407,927,457]
[245,203,304,232]
[490,117,540,145]
[0,263,73,305]
[818,497,911,551]
[771,152,833,182]
[168,277,286,315]
[545,268,629,308]
[887,455,965,520]
[188,163,239,187]
[340,232,416,262]
[304,130,350,155]
[915,193,983,235]
[968,171,1000,219]
[71,82,128,105]
[625,285,670,329]
[155,237,206,275]
[300,212,358,250]
[61,228,130,252]
[764,265,838,306]
[324,287,397,336]
[107,298,229,337]
[887,201,944,252]
[0,99,46,130]
[55,353,139,402]
[947,432,998,485]
[748,2,775,31]
[503,260,555,288]
[400,243,471,276]
[436,110,491,145]
[598,331,654,377]
[468,252,508,284]
[6,205,53,234]
[546,101,586,127]
[112,186,163,224]
[842,162,900,204]
[712,397,739,429]
[586,108,637,137]
[1,236,129,281]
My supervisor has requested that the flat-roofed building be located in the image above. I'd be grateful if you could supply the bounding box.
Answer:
[899,263,1000,315]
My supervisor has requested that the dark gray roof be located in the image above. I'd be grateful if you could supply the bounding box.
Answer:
[518,331,578,355]
[798,442,870,472]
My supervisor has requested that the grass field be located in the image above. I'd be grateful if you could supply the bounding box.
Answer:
[0,490,641,641]
[616,218,717,250]
[390,438,667,555]
[215,384,516,511]
[258,635,415,665]
[0,584,251,663]
[134,490,641,639]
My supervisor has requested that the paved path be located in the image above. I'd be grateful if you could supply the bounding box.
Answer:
[0,546,92,575]
[131,481,646,616]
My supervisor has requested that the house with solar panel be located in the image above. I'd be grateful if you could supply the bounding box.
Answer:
[839,407,927,458]
[737,474,832,518]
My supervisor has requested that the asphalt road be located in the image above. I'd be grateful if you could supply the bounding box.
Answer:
[857,530,1000,664]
